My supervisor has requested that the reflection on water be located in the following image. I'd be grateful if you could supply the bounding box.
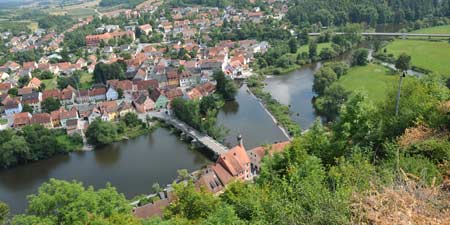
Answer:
[0,128,209,214]
[217,85,288,149]
[264,63,321,130]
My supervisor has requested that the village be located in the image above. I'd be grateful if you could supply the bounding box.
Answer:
[0,1,292,219]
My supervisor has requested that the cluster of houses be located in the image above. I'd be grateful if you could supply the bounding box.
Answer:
[133,137,291,219]
[0,76,216,133]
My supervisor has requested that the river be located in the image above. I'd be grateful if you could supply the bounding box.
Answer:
[0,85,288,214]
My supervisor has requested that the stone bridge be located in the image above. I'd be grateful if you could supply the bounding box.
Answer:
[141,112,228,157]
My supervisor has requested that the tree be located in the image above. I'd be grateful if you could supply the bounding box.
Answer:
[41,97,61,113]
[117,88,124,99]
[288,38,298,54]
[93,62,125,84]
[0,201,9,225]
[22,104,33,113]
[7,88,18,96]
[86,119,118,145]
[200,95,220,116]
[18,76,30,88]
[213,70,237,100]
[313,67,337,95]
[38,83,46,92]
[351,48,369,66]
[11,179,139,225]
[315,83,350,121]
[395,53,411,71]
[309,41,318,59]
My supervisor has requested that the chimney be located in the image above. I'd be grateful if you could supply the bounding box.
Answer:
[237,134,243,148]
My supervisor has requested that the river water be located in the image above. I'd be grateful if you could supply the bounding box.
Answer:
[0,85,288,214]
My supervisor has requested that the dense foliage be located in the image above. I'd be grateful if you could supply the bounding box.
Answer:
[0,125,82,168]
[11,179,138,225]
[86,113,150,146]
[93,62,126,84]
[171,95,228,141]
[212,70,238,101]
[286,0,446,27]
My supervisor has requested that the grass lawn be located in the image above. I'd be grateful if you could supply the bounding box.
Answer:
[296,42,332,54]
[42,77,58,90]
[79,72,93,89]
[338,64,404,102]
[383,40,450,76]
[410,25,450,34]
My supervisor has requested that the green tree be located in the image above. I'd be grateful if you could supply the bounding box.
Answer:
[86,119,119,145]
[213,70,237,101]
[165,181,220,220]
[18,76,30,88]
[351,48,369,66]
[395,53,411,72]
[308,41,318,59]
[12,179,139,225]
[7,88,18,96]
[313,67,337,95]
[22,104,33,113]
[288,38,298,54]
[315,83,350,121]
[41,97,61,113]
[117,88,124,99]
[0,201,9,225]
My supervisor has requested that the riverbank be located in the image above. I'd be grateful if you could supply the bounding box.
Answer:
[247,76,301,137]
[244,84,292,140]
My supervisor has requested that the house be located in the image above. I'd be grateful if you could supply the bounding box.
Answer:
[85,31,135,46]
[4,98,22,115]
[88,87,107,102]
[75,90,89,104]
[106,86,119,101]
[118,101,135,117]
[179,71,194,87]
[42,89,60,101]
[21,92,42,113]
[133,80,158,93]
[18,87,33,96]
[98,100,119,121]
[133,94,155,113]
[197,82,216,96]
[248,141,290,173]
[150,89,168,109]
[27,77,42,89]
[60,107,79,127]
[166,70,179,88]
[60,86,76,105]
[195,166,225,194]
[164,88,183,102]
[217,137,252,181]
[210,163,234,187]
[133,193,174,219]
[139,24,152,35]
[30,113,53,128]
[23,61,37,71]
[0,82,12,93]
[186,88,203,100]
[14,112,32,128]
[108,79,135,99]
[66,119,80,135]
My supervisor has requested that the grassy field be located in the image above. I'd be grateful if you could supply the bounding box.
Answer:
[297,42,333,54]
[42,77,58,90]
[338,64,403,102]
[383,40,450,76]
[79,72,93,89]
[0,118,7,125]
[410,25,450,34]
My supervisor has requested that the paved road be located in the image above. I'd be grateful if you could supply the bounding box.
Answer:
[308,32,450,37]
[140,111,228,155]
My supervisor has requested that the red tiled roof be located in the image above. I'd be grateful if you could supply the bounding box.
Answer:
[249,141,290,159]
[31,113,52,125]
[133,194,174,219]
[219,145,250,176]
[211,163,233,186]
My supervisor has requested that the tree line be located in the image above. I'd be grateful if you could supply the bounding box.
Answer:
[0,125,83,168]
